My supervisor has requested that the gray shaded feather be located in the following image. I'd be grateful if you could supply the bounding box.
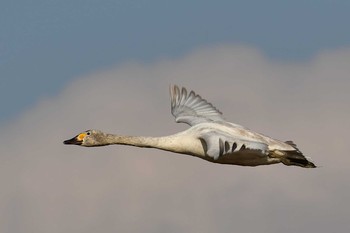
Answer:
[170,85,224,126]
[199,131,268,160]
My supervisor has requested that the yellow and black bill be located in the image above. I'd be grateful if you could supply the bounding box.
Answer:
[63,133,86,145]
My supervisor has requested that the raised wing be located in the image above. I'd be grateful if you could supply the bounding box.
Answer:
[170,85,225,126]
[199,131,268,160]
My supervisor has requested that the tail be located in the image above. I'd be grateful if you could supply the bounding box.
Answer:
[272,141,316,168]
[281,150,316,168]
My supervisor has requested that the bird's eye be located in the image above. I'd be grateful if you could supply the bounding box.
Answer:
[86,132,91,136]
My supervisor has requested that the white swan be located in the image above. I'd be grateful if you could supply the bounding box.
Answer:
[64,85,316,168]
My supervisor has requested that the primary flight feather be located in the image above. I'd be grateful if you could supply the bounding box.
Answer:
[64,85,316,168]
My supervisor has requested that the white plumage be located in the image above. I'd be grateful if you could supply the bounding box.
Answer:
[64,85,316,168]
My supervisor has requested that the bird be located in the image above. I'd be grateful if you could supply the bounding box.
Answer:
[64,85,316,168]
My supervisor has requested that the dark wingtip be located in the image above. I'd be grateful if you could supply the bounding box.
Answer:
[284,157,317,168]
[281,150,317,168]
[307,161,317,168]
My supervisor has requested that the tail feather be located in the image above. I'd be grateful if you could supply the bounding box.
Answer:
[281,150,316,168]
[285,140,297,148]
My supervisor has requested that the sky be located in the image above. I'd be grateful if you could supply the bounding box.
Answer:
[1,1,350,233]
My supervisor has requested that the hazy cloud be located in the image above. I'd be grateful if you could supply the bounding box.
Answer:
[1,45,349,233]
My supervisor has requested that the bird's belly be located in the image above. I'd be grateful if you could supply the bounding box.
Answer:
[204,150,280,166]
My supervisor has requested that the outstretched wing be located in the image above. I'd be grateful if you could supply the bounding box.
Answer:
[199,131,268,160]
[170,85,225,126]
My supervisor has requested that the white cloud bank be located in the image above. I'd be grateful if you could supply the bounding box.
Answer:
[1,45,349,233]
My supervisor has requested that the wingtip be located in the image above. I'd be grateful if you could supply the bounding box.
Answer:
[170,84,188,104]
[169,84,179,97]
[169,84,179,92]
[170,84,181,108]
[305,157,317,168]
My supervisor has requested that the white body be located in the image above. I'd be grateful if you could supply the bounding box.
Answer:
[64,85,316,168]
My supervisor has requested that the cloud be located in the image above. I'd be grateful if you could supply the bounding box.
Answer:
[1,45,349,233]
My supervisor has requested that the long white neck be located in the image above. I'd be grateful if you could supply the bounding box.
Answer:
[105,134,161,148]
[103,133,203,156]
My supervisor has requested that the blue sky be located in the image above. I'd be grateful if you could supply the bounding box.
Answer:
[1,0,350,123]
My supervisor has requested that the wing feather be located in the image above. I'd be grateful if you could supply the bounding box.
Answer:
[170,85,224,126]
[199,131,268,160]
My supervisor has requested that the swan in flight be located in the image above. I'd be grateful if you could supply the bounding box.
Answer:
[64,85,316,168]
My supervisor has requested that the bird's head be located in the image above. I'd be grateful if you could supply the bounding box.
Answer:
[63,129,107,147]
